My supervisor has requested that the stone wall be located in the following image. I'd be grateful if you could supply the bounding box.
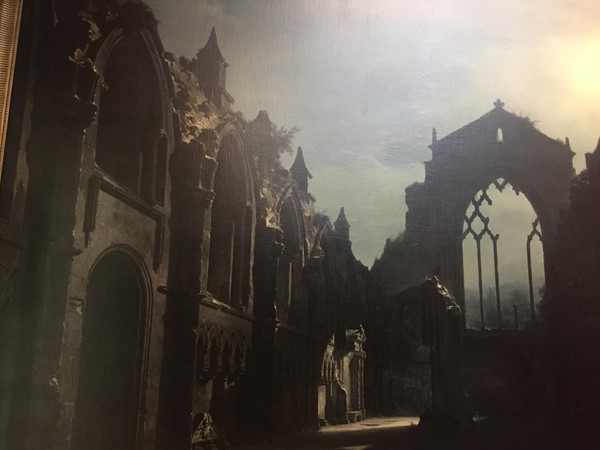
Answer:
[0,2,387,449]
[372,102,573,313]
[546,138,600,437]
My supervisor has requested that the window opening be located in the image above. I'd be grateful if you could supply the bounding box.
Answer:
[463,179,544,329]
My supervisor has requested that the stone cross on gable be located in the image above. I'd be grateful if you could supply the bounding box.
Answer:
[493,98,505,109]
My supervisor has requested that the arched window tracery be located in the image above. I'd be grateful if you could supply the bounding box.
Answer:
[463,178,544,330]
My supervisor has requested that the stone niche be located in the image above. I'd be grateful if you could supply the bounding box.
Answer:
[318,327,367,426]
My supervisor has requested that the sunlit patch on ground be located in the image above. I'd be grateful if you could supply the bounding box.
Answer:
[319,416,419,434]
[233,414,578,450]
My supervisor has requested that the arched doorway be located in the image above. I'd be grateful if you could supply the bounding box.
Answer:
[462,179,544,330]
[71,250,148,450]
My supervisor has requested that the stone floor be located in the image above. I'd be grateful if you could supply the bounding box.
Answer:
[233,417,415,450]
[234,415,588,450]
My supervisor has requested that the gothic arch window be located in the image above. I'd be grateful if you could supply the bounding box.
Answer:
[207,133,253,308]
[95,33,166,204]
[496,128,504,143]
[462,178,544,330]
[276,195,303,324]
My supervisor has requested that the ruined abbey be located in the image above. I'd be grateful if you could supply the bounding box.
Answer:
[1,1,600,450]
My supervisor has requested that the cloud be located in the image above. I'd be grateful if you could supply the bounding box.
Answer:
[380,141,428,167]
[309,160,424,265]
[205,0,265,17]
[145,0,600,265]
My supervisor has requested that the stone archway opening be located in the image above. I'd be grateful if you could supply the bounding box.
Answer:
[71,251,148,450]
[462,178,545,330]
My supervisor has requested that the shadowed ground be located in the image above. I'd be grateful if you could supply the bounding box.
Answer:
[234,415,591,450]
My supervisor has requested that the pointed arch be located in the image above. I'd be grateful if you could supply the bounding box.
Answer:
[313,221,334,255]
[199,324,223,380]
[462,177,545,330]
[72,246,152,450]
[388,103,573,322]
[459,166,553,243]
[207,125,256,310]
[83,27,174,204]
[275,185,307,324]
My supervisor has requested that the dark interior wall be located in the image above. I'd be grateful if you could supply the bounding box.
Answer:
[0,3,42,444]
[1,0,41,223]
[462,333,544,417]
[545,141,600,436]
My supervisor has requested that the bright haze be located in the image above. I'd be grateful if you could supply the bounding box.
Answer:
[145,0,600,266]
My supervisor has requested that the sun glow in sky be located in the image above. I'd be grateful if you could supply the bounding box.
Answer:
[570,38,600,96]
[147,0,600,265]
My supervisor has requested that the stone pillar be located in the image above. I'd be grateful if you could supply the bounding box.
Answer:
[247,224,283,439]
[6,7,136,446]
[9,90,97,449]
[304,250,325,431]
[418,277,464,432]
[157,140,214,450]
[359,356,366,417]
[8,5,101,439]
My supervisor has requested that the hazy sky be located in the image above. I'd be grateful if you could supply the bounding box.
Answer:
[146,0,600,266]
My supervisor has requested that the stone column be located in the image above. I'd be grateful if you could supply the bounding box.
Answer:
[247,223,283,439]
[418,277,464,431]
[10,90,97,449]
[304,249,325,431]
[157,140,214,450]
[9,6,101,440]
[361,356,367,417]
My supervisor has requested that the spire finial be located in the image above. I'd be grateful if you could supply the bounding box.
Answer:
[290,146,313,192]
[432,127,437,145]
[493,99,505,109]
[198,26,224,61]
[334,207,351,242]
[335,207,349,227]
[251,111,273,136]
[204,26,219,49]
